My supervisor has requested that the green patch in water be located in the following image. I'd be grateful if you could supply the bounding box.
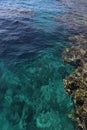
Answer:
[0,46,76,130]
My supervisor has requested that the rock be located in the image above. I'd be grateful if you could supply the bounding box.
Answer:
[63,34,87,130]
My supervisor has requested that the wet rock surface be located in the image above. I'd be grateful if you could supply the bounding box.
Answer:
[63,35,87,130]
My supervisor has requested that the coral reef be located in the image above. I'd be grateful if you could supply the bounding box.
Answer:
[63,34,87,130]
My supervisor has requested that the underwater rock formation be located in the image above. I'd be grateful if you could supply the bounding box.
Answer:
[63,34,87,130]
[55,13,87,30]
[63,35,87,66]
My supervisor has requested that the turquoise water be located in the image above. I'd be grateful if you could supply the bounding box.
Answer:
[0,0,85,130]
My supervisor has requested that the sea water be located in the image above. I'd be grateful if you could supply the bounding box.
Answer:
[0,0,85,130]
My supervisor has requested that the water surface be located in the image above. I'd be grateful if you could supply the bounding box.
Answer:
[0,0,87,130]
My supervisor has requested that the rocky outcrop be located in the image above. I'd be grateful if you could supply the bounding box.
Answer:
[63,35,87,130]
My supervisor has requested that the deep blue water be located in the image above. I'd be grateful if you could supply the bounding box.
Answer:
[0,0,86,130]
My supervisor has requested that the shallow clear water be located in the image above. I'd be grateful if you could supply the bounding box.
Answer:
[0,0,87,130]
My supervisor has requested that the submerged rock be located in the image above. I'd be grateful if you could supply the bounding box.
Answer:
[63,34,87,130]
[54,6,87,33]
[63,35,87,66]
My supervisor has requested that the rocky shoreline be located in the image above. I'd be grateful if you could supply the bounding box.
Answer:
[63,35,87,130]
